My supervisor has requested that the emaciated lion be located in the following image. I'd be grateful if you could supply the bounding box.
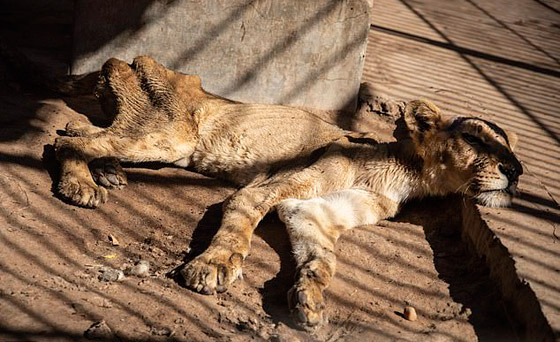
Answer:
[53,56,522,328]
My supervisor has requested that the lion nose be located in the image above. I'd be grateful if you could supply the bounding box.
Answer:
[498,163,520,182]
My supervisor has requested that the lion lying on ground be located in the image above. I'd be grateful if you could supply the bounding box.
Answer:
[54,56,522,328]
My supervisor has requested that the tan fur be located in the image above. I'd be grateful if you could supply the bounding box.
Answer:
[53,56,523,328]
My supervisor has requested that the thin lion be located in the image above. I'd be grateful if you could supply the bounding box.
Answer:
[53,56,522,328]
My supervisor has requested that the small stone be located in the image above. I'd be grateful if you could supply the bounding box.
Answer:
[403,306,417,321]
[124,260,150,277]
[84,320,113,339]
[87,296,113,308]
[151,326,173,336]
[98,267,125,282]
[108,234,120,246]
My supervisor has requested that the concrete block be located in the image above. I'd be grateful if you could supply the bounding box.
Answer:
[72,0,370,111]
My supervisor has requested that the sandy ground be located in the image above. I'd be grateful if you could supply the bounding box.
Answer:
[0,84,518,341]
[362,0,560,338]
[1,0,559,341]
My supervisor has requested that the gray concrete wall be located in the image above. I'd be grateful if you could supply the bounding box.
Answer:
[72,0,370,111]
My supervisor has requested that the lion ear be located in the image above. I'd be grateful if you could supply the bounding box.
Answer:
[505,130,519,151]
[404,99,443,141]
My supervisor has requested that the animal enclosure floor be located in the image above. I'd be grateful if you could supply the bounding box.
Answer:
[363,0,560,337]
[0,93,502,341]
[1,0,559,340]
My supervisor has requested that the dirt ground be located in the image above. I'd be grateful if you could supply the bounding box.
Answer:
[0,85,518,342]
[1,0,558,341]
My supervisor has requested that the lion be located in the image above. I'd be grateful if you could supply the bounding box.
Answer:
[53,56,522,328]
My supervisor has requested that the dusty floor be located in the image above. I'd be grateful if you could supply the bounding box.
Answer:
[0,89,516,341]
[363,0,560,338]
[0,0,558,341]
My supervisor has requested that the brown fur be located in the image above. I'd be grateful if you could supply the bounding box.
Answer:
[53,56,522,328]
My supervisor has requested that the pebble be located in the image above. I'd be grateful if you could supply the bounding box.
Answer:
[151,326,173,336]
[125,260,150,277]
[84,320,114,340]
[98,267,125,282]
[108,234,120,246]
[404,306,417,321]
[87,296,113,308]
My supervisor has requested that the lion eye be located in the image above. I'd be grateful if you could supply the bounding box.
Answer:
[462,133,484,146]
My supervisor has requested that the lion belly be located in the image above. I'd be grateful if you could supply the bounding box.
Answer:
[190,103,345,185]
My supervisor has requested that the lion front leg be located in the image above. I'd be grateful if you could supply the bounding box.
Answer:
[181,158,353,295]
[181,185,284,294]
[277,189,399,329]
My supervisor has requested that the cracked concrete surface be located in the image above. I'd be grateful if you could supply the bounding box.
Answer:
[72,0,370,111]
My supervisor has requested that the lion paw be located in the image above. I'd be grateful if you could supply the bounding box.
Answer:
[58,175,108,208]
[180,251,243,295]
[90,158,127,189]
[288,275,328,328]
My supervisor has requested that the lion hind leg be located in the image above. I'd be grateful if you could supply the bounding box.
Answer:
[54,130,195,207]
[95,57,157,133]
[131,56,182,112]
[54,57,200,206]
[62,121,127,189]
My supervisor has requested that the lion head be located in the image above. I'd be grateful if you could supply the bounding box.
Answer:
[401,99,523,208]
